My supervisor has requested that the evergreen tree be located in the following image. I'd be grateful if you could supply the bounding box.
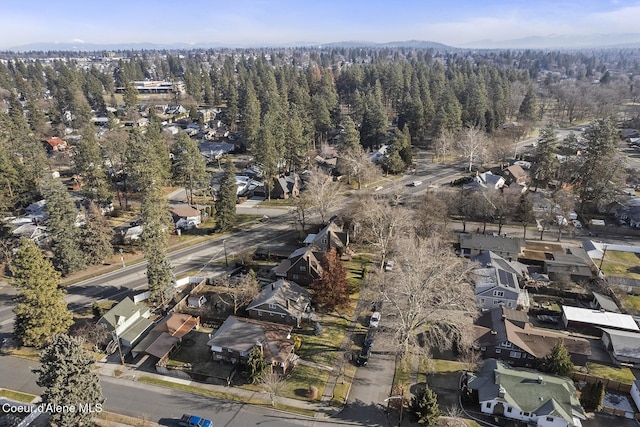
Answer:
[74,127,112,202]
[410,385,441,425]
[140,185,175,308]
[216,159,237,232]
[123,79,138,110]
[247,345,267,384]
[310,248,351,311]
[518,85,538,122]
[43,179,86,275]
[240,83,261,144]
[536,341,574,377]
[533,125,558,190]
[34,334,104,426]
[11,239,72,347]
[172,133,208,206]
[81,201,114,265]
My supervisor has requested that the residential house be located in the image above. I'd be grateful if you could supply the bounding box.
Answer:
[614,197,640,228]
[247,279,311,327]
[474,307,591,368]
[206,316,295,375]
[472,262,529,310]
[543,253,593,282]
[45,137,67,152]
[601,329,640,365]
[11,223,47,245]
[97,297,154,348]
[305,217,349,256]
[271,173,301,200]
[465,359,586,427]
[171,205,202,230]
[561,305,640,335]
[591,292,621,313]
[132,312,200,359]
[464,172,506,191]
[460,234,525,261]
[273,247,322,286]
[501,164,529,186]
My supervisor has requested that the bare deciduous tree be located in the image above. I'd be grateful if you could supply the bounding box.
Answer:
[349,195,410,268]
[370,235,478,356]
[219,274,260,315]
[259,370,286,407]
[456,125,490,172]
[304,168,341,224]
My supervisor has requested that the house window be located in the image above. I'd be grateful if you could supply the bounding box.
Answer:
[269,303,277,309]
[486,403,491,408]
[281,314,285,318]
[480,347,486,351]
[509,351,521,359]
[300,266,306,272]
[507,302,512,307]
[257,310,262,316]
[292,274,299,279]
[480,298,485,304]
[546,417,553,422]
[523,412,530,417]
[493,290,505,297]
[501,341,512,348]
[495,348,501,353]
[507,407,512,413]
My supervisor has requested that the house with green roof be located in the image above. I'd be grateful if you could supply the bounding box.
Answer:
[466,359,586,427]
[97,297,154,349]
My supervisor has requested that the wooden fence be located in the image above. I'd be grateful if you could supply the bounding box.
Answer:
[571,372,632,393]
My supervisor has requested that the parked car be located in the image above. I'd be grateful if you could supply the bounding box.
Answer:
[572,220,582,229]
[369,312,381,328]
[356,345,372,366]
[411,180,423,187]
[178,414,213,427]
[374,186,384,191]
[364,328,376,348]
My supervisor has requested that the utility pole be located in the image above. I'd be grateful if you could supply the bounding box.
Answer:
[598,244,608,276]
[223,239,228,267]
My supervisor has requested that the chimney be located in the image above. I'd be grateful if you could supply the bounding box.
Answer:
[498,386,506,398]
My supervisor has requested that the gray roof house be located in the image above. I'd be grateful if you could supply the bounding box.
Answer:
[601,328,640,365]
[465,359,586,427]
[591,292,621,313]
[472,263,529,310]
[614,197,640,227]
[474,307,591,368]
[463,172,506,191]
[97,297,154,348]
[273,247,322,286]
[206,316,295,375]
[247,279,311,327]
[460,234,525,261]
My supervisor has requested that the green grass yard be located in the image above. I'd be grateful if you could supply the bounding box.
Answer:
[586,362,635,384]
[600,250,640,280]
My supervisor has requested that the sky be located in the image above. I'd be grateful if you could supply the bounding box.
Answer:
[1,0,640,49]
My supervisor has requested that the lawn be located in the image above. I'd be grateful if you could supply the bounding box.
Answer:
[296,314,350,368]
[280,364,329,401]
[0,389,36,403]
[600,250,640,280]
[586,362,635,384]
[622,295,640,314]
[166,328,234,382]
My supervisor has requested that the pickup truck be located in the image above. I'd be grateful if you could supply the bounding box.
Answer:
[178,414,213,427]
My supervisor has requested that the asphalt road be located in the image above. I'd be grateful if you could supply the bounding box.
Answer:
[0,216,296,336]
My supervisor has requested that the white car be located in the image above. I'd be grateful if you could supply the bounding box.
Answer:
[572,220,583,229]
[374,186,384,191]
[411,181,423,187]
[369,312,381,328]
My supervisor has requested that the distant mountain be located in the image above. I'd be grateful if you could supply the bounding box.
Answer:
[461,33,640,49]
[5,39,456,53]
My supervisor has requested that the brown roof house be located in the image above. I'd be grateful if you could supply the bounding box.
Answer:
[474,306,591,368]
[273,247,322,286]
[207,316,295,375]
[132,312,200,360]
[271,173,301,200]
[171,205,202,230]
[97,297,154,349]
[247,279,311,327]
[45,137,67,152]
[501,164,529,186]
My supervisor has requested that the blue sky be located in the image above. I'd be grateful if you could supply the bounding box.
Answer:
[1,0,640,49]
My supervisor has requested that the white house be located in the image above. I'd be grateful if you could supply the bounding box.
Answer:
[631,380,640,414]
[466,359,586,427]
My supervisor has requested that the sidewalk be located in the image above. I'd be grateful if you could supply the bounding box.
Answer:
[95,358,342,419]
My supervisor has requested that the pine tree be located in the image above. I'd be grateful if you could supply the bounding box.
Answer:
[43,179,87,275]
[81,201,114,265]
[216,159,237,232]
[518,85,537,122]
[34,334,104,426]
[536,341,574,377]
[533,125,557,190]
[140,185,175,308]
[247,345,268,384]
[74,127,112,202]
[310,248,351,312]
[11,239,72,347]
[172,132,208,206]
[410,385,441,425]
